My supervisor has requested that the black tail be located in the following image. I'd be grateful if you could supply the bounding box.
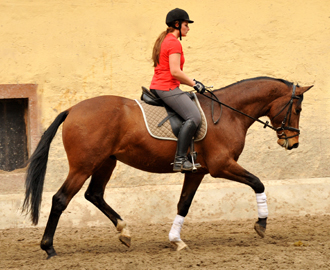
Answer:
[22,110,69,225]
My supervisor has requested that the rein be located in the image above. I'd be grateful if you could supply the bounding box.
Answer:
[200,84,300,138]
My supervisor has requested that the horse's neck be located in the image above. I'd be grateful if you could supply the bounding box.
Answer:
[222,83,282,119]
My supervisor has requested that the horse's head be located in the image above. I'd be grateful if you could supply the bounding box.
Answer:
[268,84,313,150]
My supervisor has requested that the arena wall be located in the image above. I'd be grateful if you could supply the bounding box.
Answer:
[0,0,329,229]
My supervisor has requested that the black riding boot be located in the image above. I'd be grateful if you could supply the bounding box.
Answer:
[173,119,198,172]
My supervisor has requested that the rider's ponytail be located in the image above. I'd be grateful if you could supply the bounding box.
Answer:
[152,26,176,67]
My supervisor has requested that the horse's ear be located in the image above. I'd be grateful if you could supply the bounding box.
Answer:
[296,85,313,95]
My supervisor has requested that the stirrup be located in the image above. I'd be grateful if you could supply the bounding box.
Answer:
[173,156,193,172]
[189,154,201,172]
[189,139,201,172]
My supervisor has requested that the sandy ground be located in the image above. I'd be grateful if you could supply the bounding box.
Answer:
[1,214,330,270]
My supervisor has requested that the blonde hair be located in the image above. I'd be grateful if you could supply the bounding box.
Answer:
[152,27,176,67]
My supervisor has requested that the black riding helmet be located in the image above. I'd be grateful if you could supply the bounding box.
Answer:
[166,8,194,40]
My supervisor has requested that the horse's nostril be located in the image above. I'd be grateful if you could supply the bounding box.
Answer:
[292,143,299,149]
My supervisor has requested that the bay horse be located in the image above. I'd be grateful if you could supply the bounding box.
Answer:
[22,77,312,258]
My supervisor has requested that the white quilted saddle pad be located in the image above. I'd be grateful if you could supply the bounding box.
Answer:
[135,93,207,141]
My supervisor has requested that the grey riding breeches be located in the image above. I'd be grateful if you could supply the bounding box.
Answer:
[153,87,201,127]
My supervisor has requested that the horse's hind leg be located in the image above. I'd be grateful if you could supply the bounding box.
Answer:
[84,157,131,247]
[40,170,89,259]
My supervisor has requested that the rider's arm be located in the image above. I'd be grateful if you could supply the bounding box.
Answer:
[169,53,195,87]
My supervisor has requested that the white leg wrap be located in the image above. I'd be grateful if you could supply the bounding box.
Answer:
[169,215,184,242]
[256,192,268,218]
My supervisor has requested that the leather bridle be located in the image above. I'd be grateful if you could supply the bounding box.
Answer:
[202,84,301,139]
[270,84,301,139]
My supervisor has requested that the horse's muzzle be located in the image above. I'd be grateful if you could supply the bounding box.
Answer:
[291,142,299,149]
[277,138,299,150]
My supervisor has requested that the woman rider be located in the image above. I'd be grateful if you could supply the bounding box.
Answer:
[150,8,206,172]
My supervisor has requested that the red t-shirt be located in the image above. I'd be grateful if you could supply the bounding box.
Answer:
[150,33,185,91]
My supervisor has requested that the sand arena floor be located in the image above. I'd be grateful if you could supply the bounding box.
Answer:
[1,214,330,269]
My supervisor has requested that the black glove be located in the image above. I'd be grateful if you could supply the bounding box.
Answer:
[193,79,206,94]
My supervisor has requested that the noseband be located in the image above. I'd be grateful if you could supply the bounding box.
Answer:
[201,84,300,139]
[270,84,300,139]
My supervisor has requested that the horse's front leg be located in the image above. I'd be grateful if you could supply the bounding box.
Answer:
[169,173,204,251]
[210,160,268,238]
[254,192,268,237]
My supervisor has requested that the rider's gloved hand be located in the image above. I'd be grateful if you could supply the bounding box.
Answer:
[193,79,206,94]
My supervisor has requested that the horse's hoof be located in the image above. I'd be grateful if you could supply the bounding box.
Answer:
[171,240,189,251]
[46,253,57,260]
[45,248,57,260]
[254,222,266,238]
[119,235,131,247]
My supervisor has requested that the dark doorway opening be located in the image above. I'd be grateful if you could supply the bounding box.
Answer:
[0,98,29,172]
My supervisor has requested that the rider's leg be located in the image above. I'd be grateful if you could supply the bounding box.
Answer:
[154,88,201,171]
[173,119,197,171]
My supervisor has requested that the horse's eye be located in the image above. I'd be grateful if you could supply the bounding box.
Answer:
[295,108,302,114]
